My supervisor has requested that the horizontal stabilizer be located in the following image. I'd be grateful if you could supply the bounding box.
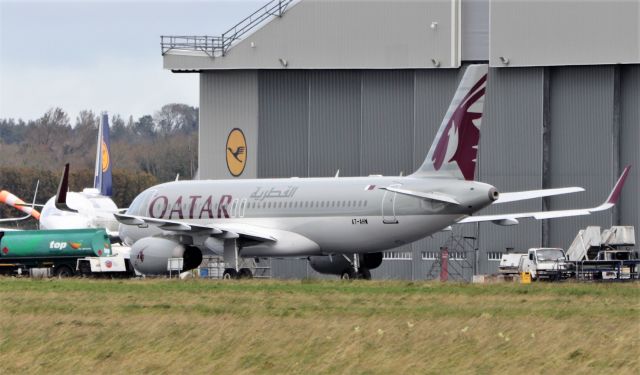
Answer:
[495,187,584,204]
[459,166,631,225]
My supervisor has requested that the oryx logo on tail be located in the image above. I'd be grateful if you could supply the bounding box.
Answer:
[413,65,488,181]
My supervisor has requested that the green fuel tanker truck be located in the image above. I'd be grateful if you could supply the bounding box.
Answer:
[0,228,112,277]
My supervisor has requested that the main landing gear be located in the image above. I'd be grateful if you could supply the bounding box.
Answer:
[222,268,253,279]
[340,254,372,280]
[222,239,254,279]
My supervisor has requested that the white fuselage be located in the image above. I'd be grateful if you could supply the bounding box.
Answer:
[40,189,119,233]
[120,176,497,256]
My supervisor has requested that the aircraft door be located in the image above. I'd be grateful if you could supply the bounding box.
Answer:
[239,199,247,218]
[381,184,400,224]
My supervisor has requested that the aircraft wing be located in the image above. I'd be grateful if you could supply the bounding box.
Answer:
[382,186,583,206]
[0,216,31,223]
[114,213,277,242]
[380,186,460,204]
[494,187,584,204]
[459,166,630,226]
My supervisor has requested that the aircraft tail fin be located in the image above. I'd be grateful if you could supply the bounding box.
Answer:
[94,112,113,196]
[412,64,488,180]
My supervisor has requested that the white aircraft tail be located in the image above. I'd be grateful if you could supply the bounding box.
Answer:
[412,64,488,180]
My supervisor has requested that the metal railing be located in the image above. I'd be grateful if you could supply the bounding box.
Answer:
[161,0,295,57]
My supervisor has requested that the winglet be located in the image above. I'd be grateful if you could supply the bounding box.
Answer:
[590,165,631,212]
[606,165,631,204]
[55,163,78,213]
[457,166,632,225]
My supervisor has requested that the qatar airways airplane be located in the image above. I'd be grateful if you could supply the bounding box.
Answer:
[56,64,629,279]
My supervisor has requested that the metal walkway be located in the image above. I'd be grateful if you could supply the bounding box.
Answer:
[161,0,295,57]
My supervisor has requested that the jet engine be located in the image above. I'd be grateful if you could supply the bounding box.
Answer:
[130,237,202,275]
[308,252,383,279]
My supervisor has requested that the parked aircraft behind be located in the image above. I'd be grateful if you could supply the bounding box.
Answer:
[40,113,120,236]
[96,64,629,279]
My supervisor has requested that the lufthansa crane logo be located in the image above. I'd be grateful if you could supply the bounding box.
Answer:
[101,141,110,172]
[226,128,247,177]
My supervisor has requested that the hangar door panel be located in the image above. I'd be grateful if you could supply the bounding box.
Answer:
[308,71,361,177]
[199,71,258,180]
[477,67,544,269]
[258,71,309,178]
[620,65,640,233]
[548,66,614,248]
[361,70,414,176]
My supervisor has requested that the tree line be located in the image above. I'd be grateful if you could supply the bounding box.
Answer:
[0,104,198,221]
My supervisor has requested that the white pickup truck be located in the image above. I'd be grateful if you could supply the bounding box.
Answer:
[518,248,572,280]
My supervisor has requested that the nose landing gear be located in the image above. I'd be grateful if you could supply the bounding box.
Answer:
[340,254,372,280]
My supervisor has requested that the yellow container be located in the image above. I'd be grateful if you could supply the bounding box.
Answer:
[520,272,532,284]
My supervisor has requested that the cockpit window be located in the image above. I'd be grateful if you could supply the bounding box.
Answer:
[126,189,156,215]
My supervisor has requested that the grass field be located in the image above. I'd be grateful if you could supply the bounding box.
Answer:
[0,278,638,374]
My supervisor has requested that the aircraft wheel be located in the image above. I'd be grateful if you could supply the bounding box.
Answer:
[55,265,74,278]
[239,268,253,279]
[359,268,371,280]
[342,268,366,280]
[222,269,238,279]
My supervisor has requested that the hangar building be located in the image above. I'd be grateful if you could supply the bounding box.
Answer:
[161,0,639,280]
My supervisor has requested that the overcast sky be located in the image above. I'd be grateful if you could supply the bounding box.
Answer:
[0,0,262,122]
